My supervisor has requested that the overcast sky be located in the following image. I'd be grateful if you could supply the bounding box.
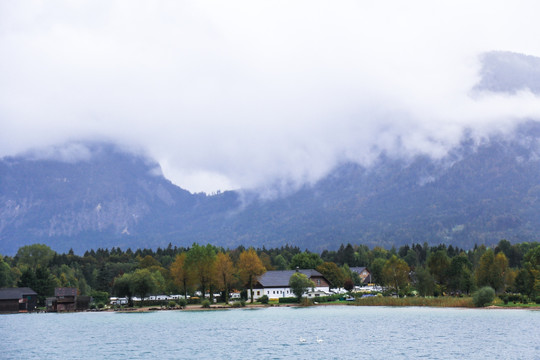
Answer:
[2,1,540,193]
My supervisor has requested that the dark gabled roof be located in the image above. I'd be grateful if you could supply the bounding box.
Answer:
[350,267,369,274]
[256,270,325,288]
[55,287,77,297]
[0,287,37,300]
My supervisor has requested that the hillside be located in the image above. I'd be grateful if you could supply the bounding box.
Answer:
[2,126,540,254]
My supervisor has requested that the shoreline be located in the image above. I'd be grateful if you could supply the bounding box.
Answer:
[110,302,539,313]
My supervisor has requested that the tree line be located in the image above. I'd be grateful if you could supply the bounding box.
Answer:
[0,240,538,306]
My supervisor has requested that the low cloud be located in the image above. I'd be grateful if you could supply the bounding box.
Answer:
[1,1,540,193]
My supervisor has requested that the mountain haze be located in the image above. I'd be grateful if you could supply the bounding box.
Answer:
[2,126,540,254]
[2,51,540,254]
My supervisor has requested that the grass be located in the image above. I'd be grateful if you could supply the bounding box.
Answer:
[351,296,475,308]
[494,301,540,308]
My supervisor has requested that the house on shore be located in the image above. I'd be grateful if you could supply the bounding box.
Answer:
[350,267,372,284]
[0,287,38,313]
[253,269,331,300]
[46,287,90,312]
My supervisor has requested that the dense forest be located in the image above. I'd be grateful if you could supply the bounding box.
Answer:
[1,240,539,307]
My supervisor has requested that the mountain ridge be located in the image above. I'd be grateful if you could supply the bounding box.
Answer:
[2,125,540,254]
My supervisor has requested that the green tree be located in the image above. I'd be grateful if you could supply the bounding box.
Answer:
[130,269,157,301]
[414,266,435,296]
[427,250,450,286]
[370,258,386,286]
[289,272,315,303]
[18,266,59,306]
[382,255,410,294]
[15,244,56,270]
[186,244,216,300]
[447,254,473,294]
[519,245,540,297]
[0,256,14,288]
[403,249,418,268]
[476,249,509,293]
[316,262,345,290]
[273,255,288,270]
[472,286,495,307]
[113,273,134,306]
[289,252,323,269]
[237,248,266,303]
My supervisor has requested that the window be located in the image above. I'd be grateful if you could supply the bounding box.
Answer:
[317,279,321,285]
[257,291,260,295]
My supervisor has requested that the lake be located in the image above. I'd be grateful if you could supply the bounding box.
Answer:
[1,306,538,359]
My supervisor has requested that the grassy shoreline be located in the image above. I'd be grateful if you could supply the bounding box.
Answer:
[110,297,539,312]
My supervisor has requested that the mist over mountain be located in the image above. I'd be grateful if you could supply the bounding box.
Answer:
[2,51,540,254]
[2,123,540,254]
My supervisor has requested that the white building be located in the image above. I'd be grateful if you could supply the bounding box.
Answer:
[252,269,331,300]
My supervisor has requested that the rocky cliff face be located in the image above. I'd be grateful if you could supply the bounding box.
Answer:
[0,144,209,253]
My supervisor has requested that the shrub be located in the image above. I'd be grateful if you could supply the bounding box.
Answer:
[168,301,177,308]
[97,302,105,309]
[278,297,298,304]
[473,286,495,307]
[259,295,269,304]
[501,295,509,305]
[201,300,211,308]
[300,298,313,306]
[178,298,187,308]
[231,300,246,308]
[535,297,540,305]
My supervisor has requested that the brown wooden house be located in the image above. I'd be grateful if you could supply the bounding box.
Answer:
[0,287,38,313]
[55,287,78,312]
[47,287,90,312]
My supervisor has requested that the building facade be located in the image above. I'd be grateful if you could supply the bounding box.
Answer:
[253,269,330,299]
[0,287,38,313]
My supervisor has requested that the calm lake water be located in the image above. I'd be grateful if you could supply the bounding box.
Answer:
[1,306,538,359]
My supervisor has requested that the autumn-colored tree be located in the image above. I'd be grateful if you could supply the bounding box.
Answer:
[382,255,410,294]
[258,252,274,271]
[170,253,192,299]
[186,244,216,299]
[476,249,509,293]
[237,248,266,303]
[214,252,235,304]
[137,255,161,269]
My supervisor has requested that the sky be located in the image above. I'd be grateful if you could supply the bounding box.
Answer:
[1,1,540,194]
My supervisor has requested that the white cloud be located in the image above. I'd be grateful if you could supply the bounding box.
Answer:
[1,0,540,193]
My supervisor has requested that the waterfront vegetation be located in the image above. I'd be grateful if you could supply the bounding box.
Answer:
[1,240,539,310]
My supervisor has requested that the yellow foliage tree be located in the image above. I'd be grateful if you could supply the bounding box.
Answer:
[170,253,192,299]
[214,252,236,304]
[237,248,266,303]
